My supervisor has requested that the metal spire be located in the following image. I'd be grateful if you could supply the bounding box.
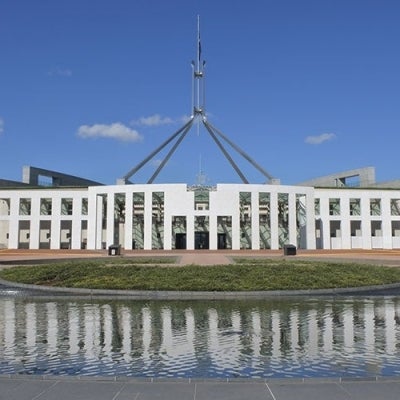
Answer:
[193,14,205,117]
[120,16,276,185]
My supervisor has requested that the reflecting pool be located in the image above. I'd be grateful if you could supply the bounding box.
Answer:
[1,295,400,378]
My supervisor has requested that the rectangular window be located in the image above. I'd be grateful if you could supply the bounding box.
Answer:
[61,198,73,215]
[391,199,400,216]
[19,198,31,216]
[349,198,361,216]
[240,192,252,249]
[371,220,382,236]
[350,220,362,237]
[329,198,340,216]
[240,192,251,221]
[0,198,10,216]
[194,188,210,210]
[370,198,381,216]
[330,220,341,237]
[314,199,320,216]
[40,198,52,215]
[392,221,400,237]
[132,192,145,249]
[81,198,88,215]
[152,192,164,250]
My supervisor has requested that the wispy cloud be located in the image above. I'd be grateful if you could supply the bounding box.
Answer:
[77,122,143,142]
[131,114,175,127]
[305,133,336,145]
[0,117,4,134]
[151,159,163,167]
[48,67,72,77]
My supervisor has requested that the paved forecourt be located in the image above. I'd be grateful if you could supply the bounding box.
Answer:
[2,376,400,400]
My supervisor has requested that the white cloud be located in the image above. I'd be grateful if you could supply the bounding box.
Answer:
[48,67,72,77]
[151,159,163,167]
[131,114,174,127]
[179,114,192,124]
[305,133,336,145]
[0,118,4,134]
[77,122,143,142]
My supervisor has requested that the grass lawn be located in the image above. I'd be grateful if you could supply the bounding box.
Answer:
[1,257,400,291]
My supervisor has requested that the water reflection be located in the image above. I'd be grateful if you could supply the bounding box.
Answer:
[1,296,400,378]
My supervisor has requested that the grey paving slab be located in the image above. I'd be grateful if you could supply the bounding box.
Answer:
[0,378,56,400]
[37,380,125,400]
[195,381,274,400]
[117,382,195,400]
[268,382,351,400]
[341,381,400,400]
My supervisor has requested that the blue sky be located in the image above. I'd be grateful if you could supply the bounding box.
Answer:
[1,0,399,186]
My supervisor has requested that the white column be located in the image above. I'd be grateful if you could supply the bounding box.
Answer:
[361,196,372,249]
[382,197,392,249]
[320,197,331,250]
[124,191,133,250]
[8,195,19,249]
[50,195,61,249]
[30,196,40,249]
[187,215,195,250]
[71,196,82,249]
[164,214,172,250]
[106,192,115,247]
[231,192,240,250]
[306,192,316,249]
[96,195,104,249]
[209,214,218,250]
[144,191,152,250]
[270,192,279,249]
[86,191,98,250]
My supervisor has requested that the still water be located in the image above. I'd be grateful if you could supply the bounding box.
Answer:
[1,294,400,378]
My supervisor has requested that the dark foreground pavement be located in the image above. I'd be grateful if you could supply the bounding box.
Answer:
[1,376,400,400]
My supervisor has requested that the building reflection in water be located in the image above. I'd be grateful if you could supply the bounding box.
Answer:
[1,297,400,378]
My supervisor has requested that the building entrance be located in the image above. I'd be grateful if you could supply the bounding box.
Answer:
[175,233,187,249]
[195,232,209,249]
[217,233,227,249]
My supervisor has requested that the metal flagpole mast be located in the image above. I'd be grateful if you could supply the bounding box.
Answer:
[120,16,276,184]
[194,15,204,117]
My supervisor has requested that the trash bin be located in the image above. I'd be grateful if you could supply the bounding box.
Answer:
[108,244,121,256]
[283,244,296,256]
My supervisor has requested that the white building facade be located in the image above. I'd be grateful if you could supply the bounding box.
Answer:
[2,182,400,251]
[0,183,317,251]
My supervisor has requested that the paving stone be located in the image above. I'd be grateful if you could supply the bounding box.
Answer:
[117,382,195,400]
[268,382,351,400]
[341,381,400,400]
[195,381,274,400]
